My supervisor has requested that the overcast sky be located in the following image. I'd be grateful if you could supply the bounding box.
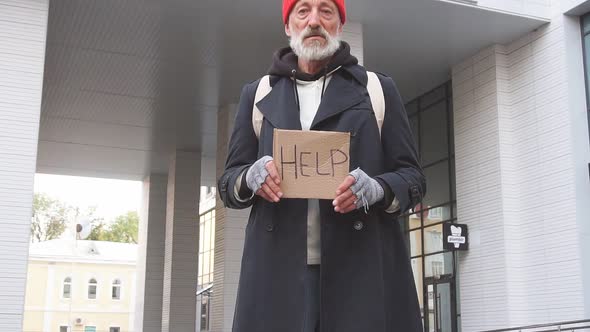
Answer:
[34,173,142,222]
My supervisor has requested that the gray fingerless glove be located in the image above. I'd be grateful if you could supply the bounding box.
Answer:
[349,168,384,213]
[245,155,273,194]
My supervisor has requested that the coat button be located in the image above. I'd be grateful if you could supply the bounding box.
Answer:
[353,220,364,231]
[266,224,274,232]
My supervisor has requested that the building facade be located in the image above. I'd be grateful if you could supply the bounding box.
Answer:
[1,0,590,331]
[23,240,137,332]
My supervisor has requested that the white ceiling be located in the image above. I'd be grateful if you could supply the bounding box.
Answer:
[36,0,547,180]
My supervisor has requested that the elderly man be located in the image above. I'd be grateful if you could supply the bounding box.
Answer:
[217,0,426,331]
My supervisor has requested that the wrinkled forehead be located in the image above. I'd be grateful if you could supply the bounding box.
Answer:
[292,0,338,10]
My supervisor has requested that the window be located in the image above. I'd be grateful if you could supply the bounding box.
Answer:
[59,326,69,332]
[428,207,443,220]
[198,208,216,331]
[112,279,121,300]
[421,101,448,165]
[583,13,590,141]
[84,327,96,332]
[424,226,443,254]
[198,209,216,286]
[109,327,120,332]
[402,81,457,331]
[200,296,210,331]
[425,252,453,278]
[432,261,444,277]
[88,278,97,299]
[62,277,72,299]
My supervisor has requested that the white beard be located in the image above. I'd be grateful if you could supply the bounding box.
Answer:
[289,25,341,61]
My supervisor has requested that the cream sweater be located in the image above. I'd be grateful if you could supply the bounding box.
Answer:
[296,76,333,265]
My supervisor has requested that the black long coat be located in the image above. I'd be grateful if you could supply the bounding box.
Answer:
[218,64,426,332]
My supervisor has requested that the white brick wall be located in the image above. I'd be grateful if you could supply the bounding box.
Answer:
[136,174,168,332]
[475,0,552,19]
[162,152,201,332]
[561,0,590,14]
[453,12,589,330]
[0,0,48,331]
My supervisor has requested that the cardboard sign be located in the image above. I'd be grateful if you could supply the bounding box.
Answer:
[273,129,350,199]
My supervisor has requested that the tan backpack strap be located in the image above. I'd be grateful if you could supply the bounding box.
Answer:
[252,75,271,139]
[366,71,385,136]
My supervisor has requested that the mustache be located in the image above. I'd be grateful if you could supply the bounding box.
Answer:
[301,27,329,39]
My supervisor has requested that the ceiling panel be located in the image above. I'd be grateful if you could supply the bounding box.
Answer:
[39,0,213,179]
[39,115,152,151]
[41,86,156,127]
[36,141,150,179]
[37,0,547,180]
[43,45,161,99]
[46,0,161,58]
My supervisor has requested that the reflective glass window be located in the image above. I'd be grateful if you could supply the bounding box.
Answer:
[409,115,420,150]
[424,225,444,254]
[403,82,457,331]
[63,277,71,299]
[88,278,97,299]
[421,101,449,165]
[425,252,453,278]
[583,14,590,34]
[112,279,121,300]
[411,258,424,309]
[409,230,422,257]
[424,204,452,226]
[423,163,450,208]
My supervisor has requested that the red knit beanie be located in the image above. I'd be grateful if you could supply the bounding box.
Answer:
[282,0,346,24]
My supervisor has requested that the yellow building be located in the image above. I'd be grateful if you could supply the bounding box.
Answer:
[23,240,137,332]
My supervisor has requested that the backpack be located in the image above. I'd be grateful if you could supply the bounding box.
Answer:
[252,71,385,138]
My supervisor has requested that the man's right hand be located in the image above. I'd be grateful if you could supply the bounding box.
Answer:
[245,156,283,203]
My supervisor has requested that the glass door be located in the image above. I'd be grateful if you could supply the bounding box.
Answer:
[425,275,456,332]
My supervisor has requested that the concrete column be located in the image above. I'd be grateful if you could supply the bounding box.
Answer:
[136,174,168,332]
[0,1,49,331]
[161,151,201,332]
[452,13,589,330]
[210,104,249,332]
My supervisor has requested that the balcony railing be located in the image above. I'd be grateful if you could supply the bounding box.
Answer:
[479,319,590,332]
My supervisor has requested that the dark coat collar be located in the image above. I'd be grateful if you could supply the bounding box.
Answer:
[258,64,369,131]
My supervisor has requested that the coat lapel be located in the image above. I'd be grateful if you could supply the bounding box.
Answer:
[310,72,365,130]
[255,70,366,132]
[255,78,302,131]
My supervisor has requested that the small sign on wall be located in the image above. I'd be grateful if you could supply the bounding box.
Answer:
[443,223,469,251]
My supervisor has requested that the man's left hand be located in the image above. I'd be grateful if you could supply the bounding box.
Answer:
[333,168,385,214]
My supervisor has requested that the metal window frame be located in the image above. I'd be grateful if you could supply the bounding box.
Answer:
[198,208,216,285]
[197,208,215,331]
[404,81,458,332]
[582,13,590,146]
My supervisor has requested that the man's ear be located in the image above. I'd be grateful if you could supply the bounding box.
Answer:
[285,23,292,37]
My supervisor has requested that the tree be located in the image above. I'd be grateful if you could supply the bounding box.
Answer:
[88,211,139,244]
[31,193,103,243]
[30,193,69,242]
[31,193,137,244]
[71,205,103,240]
[87,219,107,241]
[105,211,139,243]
